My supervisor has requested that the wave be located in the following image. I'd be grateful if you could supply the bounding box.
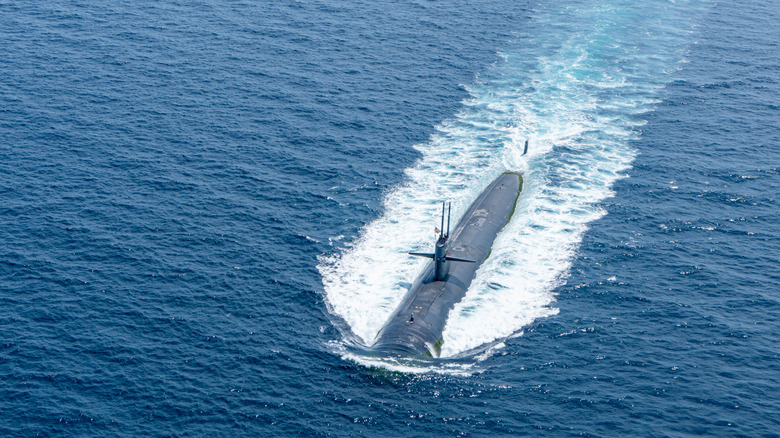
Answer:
[318,0,706,373]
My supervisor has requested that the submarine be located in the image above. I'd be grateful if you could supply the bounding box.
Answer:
[370,172,522,358]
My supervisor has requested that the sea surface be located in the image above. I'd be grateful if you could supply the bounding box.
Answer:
[1,0,778,436]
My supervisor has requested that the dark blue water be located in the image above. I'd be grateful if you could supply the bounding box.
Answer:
[2,0,778,436]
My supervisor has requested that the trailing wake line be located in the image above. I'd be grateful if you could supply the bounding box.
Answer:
[318,0,706,373]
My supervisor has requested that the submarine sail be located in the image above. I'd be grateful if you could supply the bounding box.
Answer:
[371,172,522,358]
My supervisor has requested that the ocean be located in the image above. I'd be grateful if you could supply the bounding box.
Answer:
[1,0,778,436]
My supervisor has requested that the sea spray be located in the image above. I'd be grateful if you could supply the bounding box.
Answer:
[319,0,706,371]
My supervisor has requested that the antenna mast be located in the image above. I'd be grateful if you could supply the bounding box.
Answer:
[447,203,451,237]
[440,202,445,238]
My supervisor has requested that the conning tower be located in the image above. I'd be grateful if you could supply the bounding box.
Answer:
[408,202,475,281]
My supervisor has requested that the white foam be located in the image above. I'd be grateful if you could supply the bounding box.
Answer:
[318,0,704,373]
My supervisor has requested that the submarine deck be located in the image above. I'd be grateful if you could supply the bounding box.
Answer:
[371,172,522,358]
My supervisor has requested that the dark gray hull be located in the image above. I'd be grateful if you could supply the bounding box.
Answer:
[371,172,522,358]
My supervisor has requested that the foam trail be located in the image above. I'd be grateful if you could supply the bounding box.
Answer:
[319,0,706,372]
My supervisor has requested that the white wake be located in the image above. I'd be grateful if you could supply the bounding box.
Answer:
[318,0,705,373]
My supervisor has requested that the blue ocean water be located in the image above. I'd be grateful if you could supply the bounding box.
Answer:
[1,0,778,436]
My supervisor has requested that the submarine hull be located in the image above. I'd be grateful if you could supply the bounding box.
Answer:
[371,172,522,358]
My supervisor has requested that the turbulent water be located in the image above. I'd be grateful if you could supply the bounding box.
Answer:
[320,0,706,368]
[2,0,778,436]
